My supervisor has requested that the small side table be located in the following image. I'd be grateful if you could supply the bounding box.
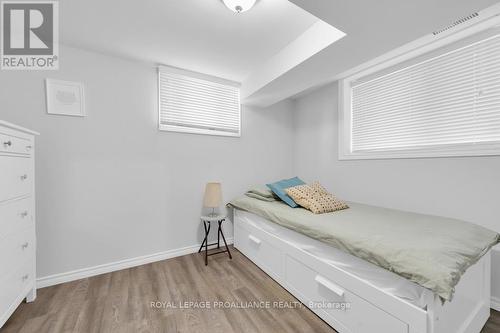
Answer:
[198,215,232,266]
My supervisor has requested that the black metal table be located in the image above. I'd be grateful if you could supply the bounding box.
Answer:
[198,215,232,266]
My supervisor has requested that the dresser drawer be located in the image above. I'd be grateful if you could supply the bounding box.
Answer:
[0,197,33,238]
[285,256,408,333]
[235,220,284,280]
[0,227,35,279]
[0,132,33,156]
[0,156,33,202]
[0,260,34,320]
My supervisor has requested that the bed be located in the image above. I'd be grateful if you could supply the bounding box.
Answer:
[229,196,499,333]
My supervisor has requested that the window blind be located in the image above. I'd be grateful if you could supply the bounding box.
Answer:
[159,68,241,136]
[351,34,500,153]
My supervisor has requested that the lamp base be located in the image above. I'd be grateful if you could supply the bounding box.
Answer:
[208,208,217,217]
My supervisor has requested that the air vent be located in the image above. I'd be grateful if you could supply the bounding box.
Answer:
[433,12,479,35]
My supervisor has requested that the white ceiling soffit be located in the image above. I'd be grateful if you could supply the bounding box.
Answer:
[241,21,345,100]
[243,0,500,107]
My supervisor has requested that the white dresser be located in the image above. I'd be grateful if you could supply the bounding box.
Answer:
[0,121,38,328]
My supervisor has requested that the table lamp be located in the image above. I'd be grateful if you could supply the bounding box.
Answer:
[204,182,222,217]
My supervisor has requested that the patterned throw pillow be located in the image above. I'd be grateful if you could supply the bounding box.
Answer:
[285,182,349,214]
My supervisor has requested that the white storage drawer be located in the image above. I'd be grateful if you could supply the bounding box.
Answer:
[235,220,284,280]
[0,260,34,320]
[285,256,408,333]
[0,133,32,156]
[0,227,35,279]
[0,197,33,238]
[0,155,33,202]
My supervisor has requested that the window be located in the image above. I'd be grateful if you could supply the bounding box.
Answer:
[158,66,241,137]
[339,24,500,159]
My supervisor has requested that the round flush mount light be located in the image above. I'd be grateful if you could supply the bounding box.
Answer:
[222,0,257,13]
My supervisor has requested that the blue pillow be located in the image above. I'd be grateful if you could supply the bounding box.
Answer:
[266,177,305,208]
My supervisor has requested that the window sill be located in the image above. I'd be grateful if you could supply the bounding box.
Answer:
[339,143,500,160]
[159,124,240,138]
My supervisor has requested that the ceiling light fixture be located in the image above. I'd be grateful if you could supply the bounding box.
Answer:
[222,0,257,13]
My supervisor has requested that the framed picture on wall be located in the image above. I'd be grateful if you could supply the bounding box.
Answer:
[45,79,85,117]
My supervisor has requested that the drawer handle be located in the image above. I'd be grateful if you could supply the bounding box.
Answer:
[20,211,29,218]
[248,235,261,245]
[22,274,29,281]
[22,242,29,249]
[20,174,28,181]
[3,140,12,147]
[315,275,345,298]
[26,145,32,151]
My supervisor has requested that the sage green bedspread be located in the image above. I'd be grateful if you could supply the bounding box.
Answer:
[228,196,500,301]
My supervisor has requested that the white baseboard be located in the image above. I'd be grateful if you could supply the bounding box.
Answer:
[37,238,233,289]
[492,296,500,312]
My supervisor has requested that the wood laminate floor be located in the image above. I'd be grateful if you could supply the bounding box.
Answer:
[3,247,500,333]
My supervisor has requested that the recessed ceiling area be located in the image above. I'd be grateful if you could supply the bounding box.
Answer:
[59,0,500,108]
[59,0,346,105]
[60,0,324,82]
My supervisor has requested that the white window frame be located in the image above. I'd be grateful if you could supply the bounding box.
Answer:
[339,11,500,160]
[158,65,241,137]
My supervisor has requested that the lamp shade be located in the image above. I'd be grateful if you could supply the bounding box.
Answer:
[203,182,222,208]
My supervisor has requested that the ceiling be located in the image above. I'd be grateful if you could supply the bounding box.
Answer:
[60,0,319,82]
[60,0,500,107]
[245,0,500,106]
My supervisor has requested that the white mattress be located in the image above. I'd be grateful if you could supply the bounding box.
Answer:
[236,209,429,309]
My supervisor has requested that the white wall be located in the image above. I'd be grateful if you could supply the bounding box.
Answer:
[1,44,498,304]
[0,45,295,278]
[292,82,500,303]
